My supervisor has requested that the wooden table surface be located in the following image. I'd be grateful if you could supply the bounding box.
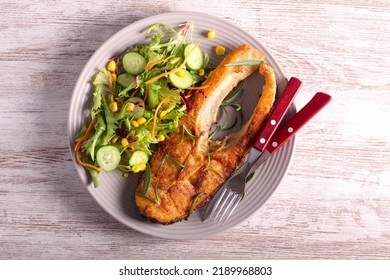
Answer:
[1,0,389,260]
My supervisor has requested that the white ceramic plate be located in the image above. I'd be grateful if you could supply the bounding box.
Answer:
[68,11,295,239]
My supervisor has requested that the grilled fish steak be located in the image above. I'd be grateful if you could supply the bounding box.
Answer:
[135,44,277,224]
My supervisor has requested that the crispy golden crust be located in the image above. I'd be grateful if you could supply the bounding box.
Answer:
[135,44,276,224]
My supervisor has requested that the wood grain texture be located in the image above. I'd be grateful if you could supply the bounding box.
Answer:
[1,0,389,259]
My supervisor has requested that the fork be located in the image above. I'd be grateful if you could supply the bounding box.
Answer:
[203,87,332,224]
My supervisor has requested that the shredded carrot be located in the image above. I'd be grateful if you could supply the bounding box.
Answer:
[74,118,101,172]
[145,55,174,71]
[76,148,101,172]
[185,89,194,99]
[184,85,209,98]
[74,118,95,152]
[145,66,181,85]
[130,88,139,97]
[187,84,209,90]
[151,96,170,139]
[145,41,201,85]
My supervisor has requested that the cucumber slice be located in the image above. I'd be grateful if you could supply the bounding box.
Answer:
[184,44,204,70]
[169,69,193,89]
[129,150,149,166]
[122,52,147,75]
[96,145,121,172]
[117,73,135,87]
[125,97,145,118]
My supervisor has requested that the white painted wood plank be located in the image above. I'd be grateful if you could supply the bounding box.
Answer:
[1,0,389,259]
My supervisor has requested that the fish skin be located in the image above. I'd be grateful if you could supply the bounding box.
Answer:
[135,44,276,224]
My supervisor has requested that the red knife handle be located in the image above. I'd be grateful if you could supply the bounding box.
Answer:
[253,77,302,152]
[267,92,332,154]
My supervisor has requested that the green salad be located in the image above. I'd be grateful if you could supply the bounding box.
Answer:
[74,22,211,187]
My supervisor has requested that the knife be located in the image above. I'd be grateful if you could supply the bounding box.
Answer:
[202,89,332,222]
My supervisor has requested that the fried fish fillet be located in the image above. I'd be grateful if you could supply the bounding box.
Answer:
[135,44,276,224]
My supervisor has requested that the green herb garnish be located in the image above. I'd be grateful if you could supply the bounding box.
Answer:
[205,152,223,178]
[209,81,244,140]
[180,125,197,144]
[225,60,263,66]
[156,154,185,175]
[142,163,152,195]
[138,182,159,204]
[188,192,207,216]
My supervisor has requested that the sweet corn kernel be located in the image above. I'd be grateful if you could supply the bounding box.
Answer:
[111,136,118,144]
[132,163,147,173]
[159,110,167,118]
[176,69,186,78]
[207,30,215,39]
[107,60,116,72]
[199,68,205,76]
[136,117,147,125]
[157,134,165,141]
[138,163,146,171]
[121,138,129,146]
[109,101,118,113]
[215,45,225,56]
[111,73,117,82]
[132,165,140,173]
[131,120,139,128]
[126,103,135,112]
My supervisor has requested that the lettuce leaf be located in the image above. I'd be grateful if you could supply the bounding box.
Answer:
[91,68,111,117]
[83,114,106,161]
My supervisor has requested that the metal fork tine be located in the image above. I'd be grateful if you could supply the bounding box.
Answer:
[220,194,243,225]
[216,192,238,223]
[212,191,234,221]
[207,187,228,219]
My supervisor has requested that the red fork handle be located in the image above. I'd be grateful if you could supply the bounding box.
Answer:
[267,92,332,154]
[253,77,302,152]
